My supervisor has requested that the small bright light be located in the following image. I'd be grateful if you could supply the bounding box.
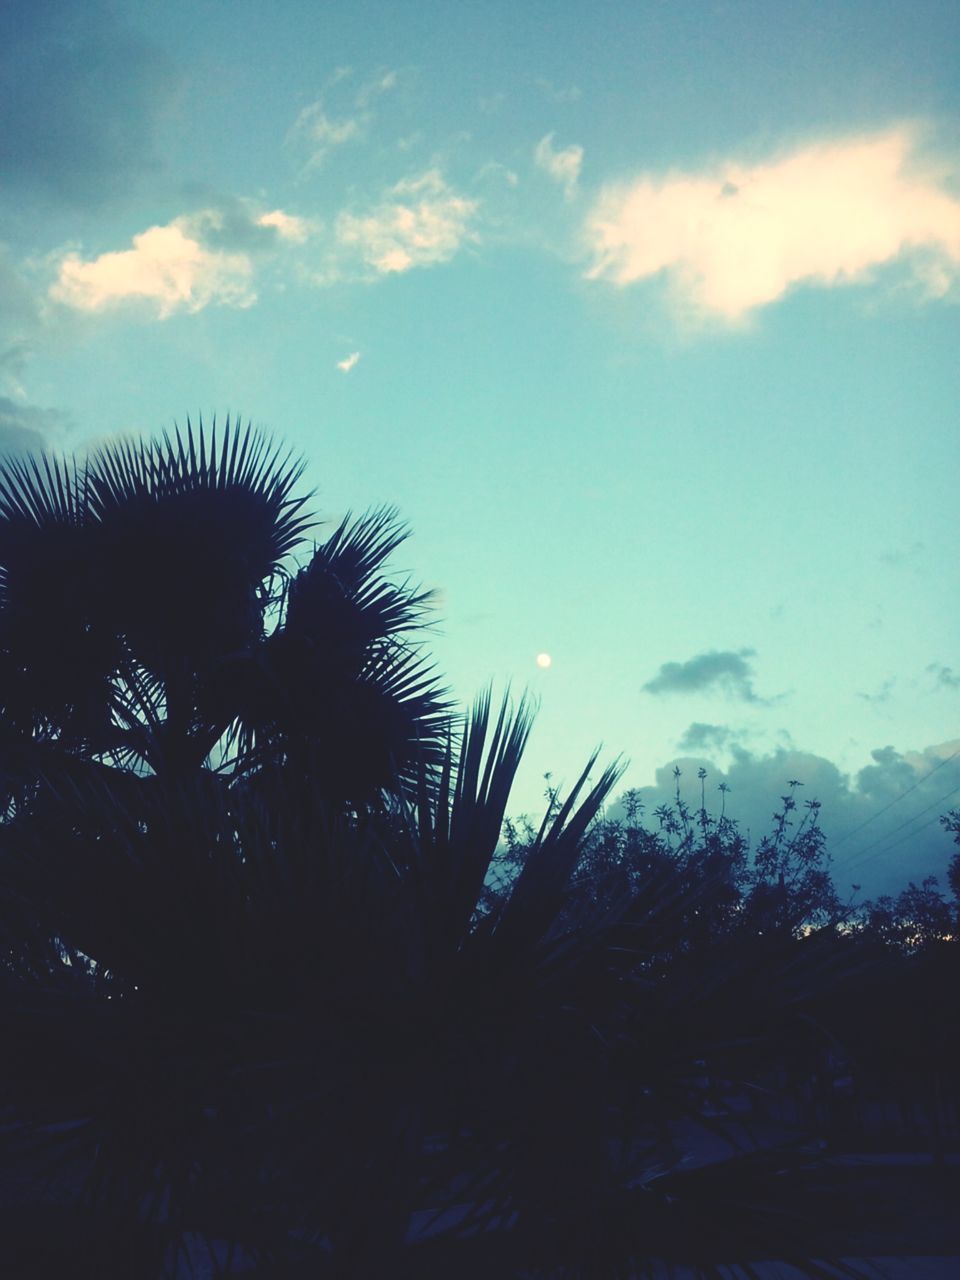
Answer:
[536,652,552,669]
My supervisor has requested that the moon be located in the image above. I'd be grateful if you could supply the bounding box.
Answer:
[536,652,552,669]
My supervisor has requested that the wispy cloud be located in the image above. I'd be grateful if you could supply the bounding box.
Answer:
[534,132,583,199]
[585,126,960,321]
[677,722,745,752]
[927,663,960,690]
[290,104,364,170]
[643,649,765,703]
[335,170,477,274]
[858,678,897,704]
[337,351,361,373]
[355,68,398,109]
[289,67,399,171]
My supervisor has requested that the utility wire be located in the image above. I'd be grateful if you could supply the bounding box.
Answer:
[842,777,960,876]
[830,744,960,851]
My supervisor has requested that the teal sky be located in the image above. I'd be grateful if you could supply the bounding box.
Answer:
[2,0,959,892]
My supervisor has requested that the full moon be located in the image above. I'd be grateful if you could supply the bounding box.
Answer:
[536,652,552,669]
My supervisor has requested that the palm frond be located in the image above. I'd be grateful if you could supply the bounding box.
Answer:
[0,448,84,528]
[285,507,437,657]
[405,688,535,954]
[84,417,314,671]
[0,450,121,748]
[495,749,626,948]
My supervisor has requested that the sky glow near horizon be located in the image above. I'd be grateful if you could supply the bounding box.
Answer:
[1,0,958,894]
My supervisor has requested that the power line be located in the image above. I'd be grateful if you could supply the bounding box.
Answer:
[830,744,960,852]
[842,777,960,877]
[842,812,950,886]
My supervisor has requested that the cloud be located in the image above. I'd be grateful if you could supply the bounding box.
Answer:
[288,67,399,171]
[355,68,399,109]
[534,132,584,199]
[51,216,256,318]
[335,170,478,275]
[858,678,897,704]
[609,738,960,899]
[928,664,960,690]
[643,649,764,702]
[48,203,310,318]
[0,0,180,205]
[677,722,743,752]
[337,351,361,373]
[290,104,364,170]
[585,126,960,320]
[256,210,312,245]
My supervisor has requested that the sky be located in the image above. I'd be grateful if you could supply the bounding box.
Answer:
[1,0,958,896]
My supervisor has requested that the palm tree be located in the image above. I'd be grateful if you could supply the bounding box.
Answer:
[0,419,448,803]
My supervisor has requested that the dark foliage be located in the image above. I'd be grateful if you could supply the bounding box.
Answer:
[0,424,948,1277]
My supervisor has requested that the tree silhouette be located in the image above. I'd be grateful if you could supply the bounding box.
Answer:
[0,421,448,805]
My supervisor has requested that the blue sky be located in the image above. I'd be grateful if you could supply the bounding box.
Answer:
[2,0,959,894]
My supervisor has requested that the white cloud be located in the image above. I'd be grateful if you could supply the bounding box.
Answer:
[335,170,478,275]
[48,202,315,318]
[337,351,361,373]
[257,210,311,244]
[584,126,960,320]
[534,132,583,199]
[51,218,255,317]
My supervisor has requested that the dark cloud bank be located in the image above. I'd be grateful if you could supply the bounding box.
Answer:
[606,738,960,901]
[0,0,180,206]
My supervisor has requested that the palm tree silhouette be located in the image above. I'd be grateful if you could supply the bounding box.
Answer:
[0,422,879,1278]
[0,419,448,804]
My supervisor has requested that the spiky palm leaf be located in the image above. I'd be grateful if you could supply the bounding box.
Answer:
[0,422,451,802]
[86,418,313,674]
[198,507,450,798]
[0,450,123,757]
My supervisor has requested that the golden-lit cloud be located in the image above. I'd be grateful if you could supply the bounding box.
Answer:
[49,204,315,317]
[585,127,960,319]
[337,351,361,372]
[335,170,477,274]
[257,210,311,243]
[51,219,255,317]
